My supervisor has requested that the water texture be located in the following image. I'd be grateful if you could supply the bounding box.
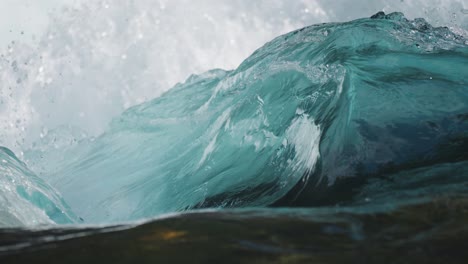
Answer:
[0,12,466,226]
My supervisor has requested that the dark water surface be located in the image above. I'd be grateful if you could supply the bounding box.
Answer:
[1,196,468,263]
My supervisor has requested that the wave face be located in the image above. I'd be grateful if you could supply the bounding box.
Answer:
[1,12,468,225]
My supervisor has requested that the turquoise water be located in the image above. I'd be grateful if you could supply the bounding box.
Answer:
[0,12,467,227]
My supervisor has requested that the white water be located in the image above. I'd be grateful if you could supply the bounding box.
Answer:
[0,0,467,155]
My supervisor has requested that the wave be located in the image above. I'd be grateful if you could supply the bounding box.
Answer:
[0,147,76,227]
[0,12,467,226]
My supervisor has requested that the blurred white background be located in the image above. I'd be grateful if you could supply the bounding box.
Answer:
[1,0,466,48]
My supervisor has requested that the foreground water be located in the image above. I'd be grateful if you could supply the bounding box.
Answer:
[1,197,467,263]
[0,12,467,262]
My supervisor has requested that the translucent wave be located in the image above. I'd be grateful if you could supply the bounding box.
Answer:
[0,12,467,226]
[0,147,76,227]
